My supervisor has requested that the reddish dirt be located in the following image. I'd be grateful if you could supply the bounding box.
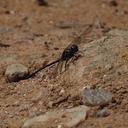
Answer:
[0,0,128,128]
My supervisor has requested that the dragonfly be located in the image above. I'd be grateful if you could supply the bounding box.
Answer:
[27,25,93,79]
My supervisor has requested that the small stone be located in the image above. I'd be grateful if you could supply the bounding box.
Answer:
[57,124,63,128]
[48,101,54,108]
[9,10,16,15]
[55,21,74,29]
[105,64,113,71]
[96,108,110,117]
[0,43,10,48]
[59,89,65,96]
[82,87,112,106]
[37,0,48,6]
[0,26,12,33]
[5,64,29,82]
[109,0,118,7]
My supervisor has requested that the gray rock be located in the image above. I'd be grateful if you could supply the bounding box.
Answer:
[55,21,74,29]
[82,87,112,106]
[0,26,12,33]
[96,108,110,117]
[5,64,29,82]
[22,105,90,128]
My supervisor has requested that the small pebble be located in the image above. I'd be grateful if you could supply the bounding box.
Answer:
[0,26,12,33]
[57,124,63,128]
[82,87,113,106]
[37,0,48,6]
[55,21,74,29]
[96,108,110,117]
[59,89,65,96]
[109,0,118,7]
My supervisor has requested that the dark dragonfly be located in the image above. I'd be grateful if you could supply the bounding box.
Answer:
[27,25,93,79]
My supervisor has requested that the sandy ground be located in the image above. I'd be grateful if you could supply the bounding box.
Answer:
[0,0,128,127]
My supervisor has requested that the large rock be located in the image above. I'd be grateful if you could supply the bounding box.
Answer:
[57,29,128,86]
[5,63,29,82]
[22,105,89,128]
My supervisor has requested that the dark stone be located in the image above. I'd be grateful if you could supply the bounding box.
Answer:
[109,0,118,7]
[37,0,48,6]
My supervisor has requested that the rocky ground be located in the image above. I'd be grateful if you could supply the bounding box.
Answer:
[0,0,128,128]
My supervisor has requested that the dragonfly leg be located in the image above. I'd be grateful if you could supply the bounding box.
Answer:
[63,59,69,71]
[56,60,63,75]
[71,51,84,64]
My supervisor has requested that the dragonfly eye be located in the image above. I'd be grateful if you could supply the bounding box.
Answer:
[71,44,78,53]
